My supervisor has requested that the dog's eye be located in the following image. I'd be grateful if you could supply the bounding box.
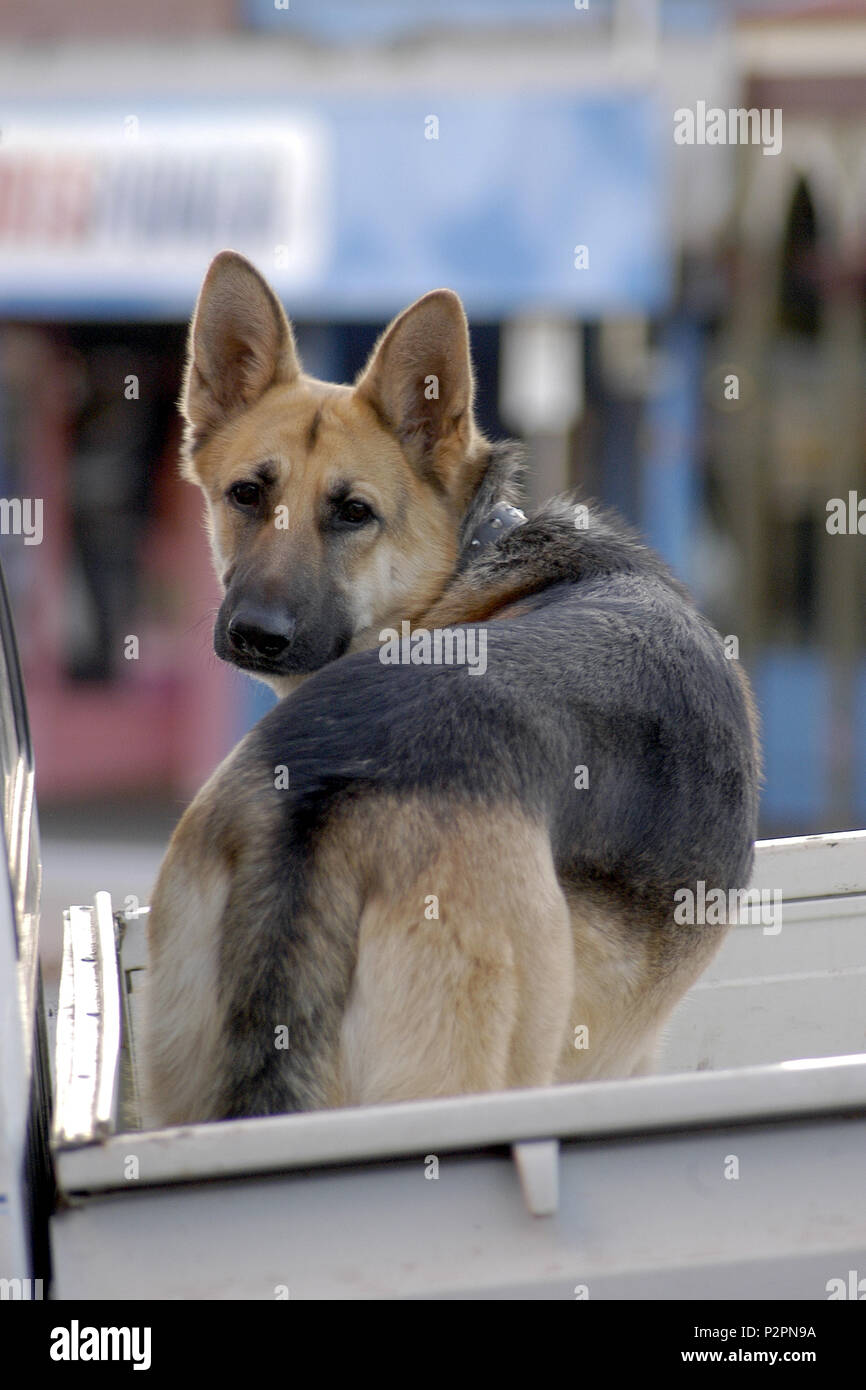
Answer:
[338,499,375,526]
[228,482,262,510]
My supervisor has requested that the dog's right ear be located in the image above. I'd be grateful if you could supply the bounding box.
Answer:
[181,251,301,455]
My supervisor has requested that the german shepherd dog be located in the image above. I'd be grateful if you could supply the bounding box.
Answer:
[142,251,760,1127]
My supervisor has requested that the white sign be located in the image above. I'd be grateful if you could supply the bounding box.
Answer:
[0,116,330,304]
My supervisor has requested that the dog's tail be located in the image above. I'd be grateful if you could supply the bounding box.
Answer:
[143,755,363,1125]
[213,789,362,1118]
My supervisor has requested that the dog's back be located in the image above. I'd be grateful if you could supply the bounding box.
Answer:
[144,492,759,1123]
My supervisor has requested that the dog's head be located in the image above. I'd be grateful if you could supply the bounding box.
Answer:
[180,251,490,695]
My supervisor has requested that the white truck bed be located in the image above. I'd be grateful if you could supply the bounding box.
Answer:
[48,831,866,1300]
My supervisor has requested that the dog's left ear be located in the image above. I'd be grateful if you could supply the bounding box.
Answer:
[355,289,478,490]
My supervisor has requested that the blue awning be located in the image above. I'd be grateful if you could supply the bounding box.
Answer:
[0,94,671,320]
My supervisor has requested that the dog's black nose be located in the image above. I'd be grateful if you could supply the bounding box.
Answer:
[228,606,297,662]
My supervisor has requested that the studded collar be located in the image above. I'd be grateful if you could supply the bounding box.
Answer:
[466,501,527,557]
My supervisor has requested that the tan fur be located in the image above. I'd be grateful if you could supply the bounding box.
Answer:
[143,741,287,1125]
[555,889,727,1082]
[332,800,574,1105]
[142,788,231,1126]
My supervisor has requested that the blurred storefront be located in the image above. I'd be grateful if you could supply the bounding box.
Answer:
[0,0,863,834]
[707,7,866,831]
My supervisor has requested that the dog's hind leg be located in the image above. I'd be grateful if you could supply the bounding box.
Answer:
[554,890,728,1083]
[336,798,574,1106]
[145,776,574,1122]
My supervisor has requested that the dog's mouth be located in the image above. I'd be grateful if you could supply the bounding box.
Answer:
[223,651,291,677]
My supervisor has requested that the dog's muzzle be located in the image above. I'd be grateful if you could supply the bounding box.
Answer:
[226,604,297,666]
